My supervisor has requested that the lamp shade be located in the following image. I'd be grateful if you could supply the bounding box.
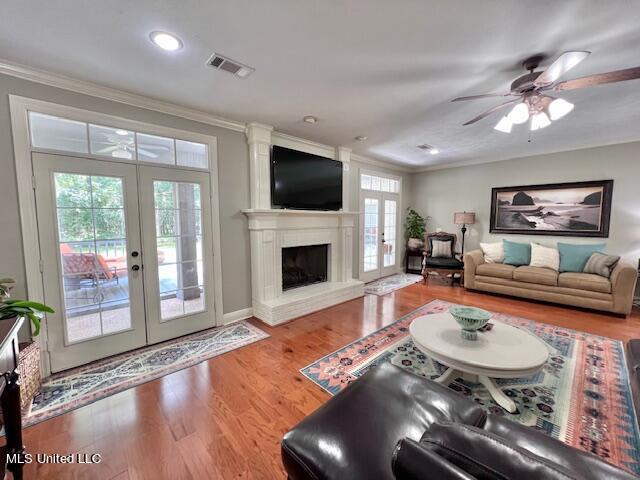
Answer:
[454,212,476,225]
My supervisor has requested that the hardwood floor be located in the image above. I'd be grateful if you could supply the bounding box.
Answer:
[23,282,640,479]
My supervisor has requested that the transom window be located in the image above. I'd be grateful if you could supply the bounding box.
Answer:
[360,173,400,193]
[28,112,208,169]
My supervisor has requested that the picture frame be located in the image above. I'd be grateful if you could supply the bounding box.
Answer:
[489,179,613,237]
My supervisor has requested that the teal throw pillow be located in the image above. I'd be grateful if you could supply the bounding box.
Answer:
[557,243,606,272]
[502,240,531,266]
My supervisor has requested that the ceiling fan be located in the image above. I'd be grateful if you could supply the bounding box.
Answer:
[93,130,167,159]
[453,51,640,133]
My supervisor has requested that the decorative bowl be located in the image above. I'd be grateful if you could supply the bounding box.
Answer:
[449,306,492,341]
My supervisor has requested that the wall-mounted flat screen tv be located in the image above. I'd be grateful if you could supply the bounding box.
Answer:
[271,145,343,211]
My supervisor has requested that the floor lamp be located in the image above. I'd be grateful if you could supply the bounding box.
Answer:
[454,211,476,256]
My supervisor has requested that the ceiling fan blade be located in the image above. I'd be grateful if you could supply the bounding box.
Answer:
[139,145,170,151]
[534,51,591,87]
[462,98,521,126]
[553,66,640,91]
[138,148,159,158]
[452,93,513,102]
[95,145,119,153]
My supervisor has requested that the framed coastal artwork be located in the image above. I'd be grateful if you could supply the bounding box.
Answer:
[489,180,613,237]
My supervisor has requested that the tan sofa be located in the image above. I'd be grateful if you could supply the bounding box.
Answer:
[464,249,637,315]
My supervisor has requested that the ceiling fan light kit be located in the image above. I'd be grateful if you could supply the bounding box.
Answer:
[507,102,530,124]
[548,98,574,121]
[494,116,513,133]
[530,112,551,131]
[455,50,640,135]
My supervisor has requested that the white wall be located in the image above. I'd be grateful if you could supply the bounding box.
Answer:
[410,141,640,265]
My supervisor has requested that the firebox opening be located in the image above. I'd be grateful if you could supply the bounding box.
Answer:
[282,244,328,291]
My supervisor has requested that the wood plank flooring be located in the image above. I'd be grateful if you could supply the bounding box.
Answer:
[22,282,640,479]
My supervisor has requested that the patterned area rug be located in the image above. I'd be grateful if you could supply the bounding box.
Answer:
[301,299,640,475]
[26,321,268,427]
[364,273,423,296]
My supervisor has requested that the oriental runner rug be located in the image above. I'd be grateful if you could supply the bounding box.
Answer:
[25,320,268,427]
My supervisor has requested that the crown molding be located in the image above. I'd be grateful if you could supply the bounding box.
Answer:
[0,58,247,132]
[413,137,640,173]
[350,153,413,173]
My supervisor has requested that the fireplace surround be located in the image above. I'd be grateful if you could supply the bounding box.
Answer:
[242,124,364,326]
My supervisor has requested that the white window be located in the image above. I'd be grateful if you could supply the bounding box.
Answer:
[360,172,401,193]
[28,112,208,169]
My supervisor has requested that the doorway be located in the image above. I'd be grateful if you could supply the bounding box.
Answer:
[359,171,401,283]
[33,153,217,372]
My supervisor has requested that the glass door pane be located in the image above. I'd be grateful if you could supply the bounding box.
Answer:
[139,165,216,345]
[54,172,132,343]
[153,180,206,321]
[363,197,379,272]
[34,153,147,372]
[383,199,397,267]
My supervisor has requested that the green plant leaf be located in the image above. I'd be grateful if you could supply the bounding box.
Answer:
[27,312,41,337]
[6,300,54,313]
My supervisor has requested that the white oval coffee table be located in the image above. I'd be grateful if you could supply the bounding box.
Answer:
[409,312,549,413]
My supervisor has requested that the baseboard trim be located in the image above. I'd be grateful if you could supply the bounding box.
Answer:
[223,307,254,325]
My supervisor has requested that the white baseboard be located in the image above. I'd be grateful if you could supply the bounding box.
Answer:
[223,307,254,325]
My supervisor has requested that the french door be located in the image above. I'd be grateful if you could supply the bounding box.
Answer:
[33,153,216,372]
[139,166,215,344]
[360,190,399,282]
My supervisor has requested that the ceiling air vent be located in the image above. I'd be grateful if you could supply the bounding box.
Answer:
[416,144,433,151]
[206,53,255,79]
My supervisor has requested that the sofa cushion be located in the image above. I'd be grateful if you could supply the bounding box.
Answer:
[476,263,516,280]
[480,242,504,263]
[558,272,611,293]
[529,243,559,271]
[281,363,486,480]
[424,257,464,269]
[392,438,476,480]
[558,242,606,272]
[420,422,576,480]
[503,239,531,266]
[513,266,558,286]
[484,416,638,480]
[432,239,453,258]
[583,252,620,278]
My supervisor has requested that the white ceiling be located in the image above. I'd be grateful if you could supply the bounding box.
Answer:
[1,1,640,168]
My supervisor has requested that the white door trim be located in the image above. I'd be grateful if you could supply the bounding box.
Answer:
[9,95,225,377]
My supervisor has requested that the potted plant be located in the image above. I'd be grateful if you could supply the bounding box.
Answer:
[405,208,429,250]
[0,278,53,336]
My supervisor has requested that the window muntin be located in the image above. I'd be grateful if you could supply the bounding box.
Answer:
[28,111,208,169]
[360,172,400,193]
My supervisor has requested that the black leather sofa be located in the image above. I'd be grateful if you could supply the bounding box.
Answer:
[282,363,638,479]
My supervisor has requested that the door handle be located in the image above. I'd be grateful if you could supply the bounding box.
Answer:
[131,265,140,271]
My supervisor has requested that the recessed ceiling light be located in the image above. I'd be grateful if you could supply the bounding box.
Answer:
[303,116,318,124]
[430,148,439,155]
[149,31,183,51]
[354,135,367,141]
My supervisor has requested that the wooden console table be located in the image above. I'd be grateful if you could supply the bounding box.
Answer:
[0,316,25,480]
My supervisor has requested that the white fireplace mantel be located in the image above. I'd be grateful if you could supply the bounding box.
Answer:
[242,208,364,325]
[242,124,364,325]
